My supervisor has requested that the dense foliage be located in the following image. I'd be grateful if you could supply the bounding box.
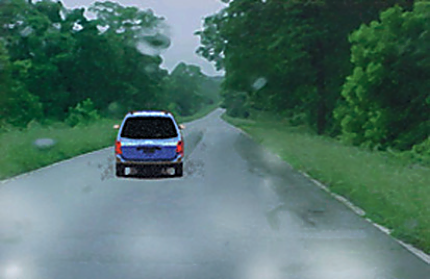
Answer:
[335,2,430,151]
[197,0,429,155]
[0,0,220,129]
[166,62,222,116]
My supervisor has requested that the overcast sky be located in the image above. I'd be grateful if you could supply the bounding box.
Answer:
[61,0,225,76]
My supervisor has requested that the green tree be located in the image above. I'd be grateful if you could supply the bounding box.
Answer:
[0,40,12,126]
[197,0,414,134]
[0,0,172,125]
[1,0,217,128]
[65,98,100,127]
[88,1,170,112]
[336,2,430,150]
[165,63,205,116]
[0,41,43,127]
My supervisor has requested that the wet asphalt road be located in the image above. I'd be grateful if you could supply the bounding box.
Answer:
[1,109,429,279]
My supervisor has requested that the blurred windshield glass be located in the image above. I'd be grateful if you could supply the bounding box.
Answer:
[120,117,177,139]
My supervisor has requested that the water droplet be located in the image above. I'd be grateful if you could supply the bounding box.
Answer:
[33,138,56,150]
[252,77,267,91]
[135,22,171,56]
[20,26,33,37]
[136,33,171,56]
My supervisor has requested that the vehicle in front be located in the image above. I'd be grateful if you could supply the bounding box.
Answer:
[114,111,184,178]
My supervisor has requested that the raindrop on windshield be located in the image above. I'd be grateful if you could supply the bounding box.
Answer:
[108,102,122,116]
[252,77,267,91]
[19,26,33,37]
[135,21,171,56]
[136,33,171,56]
[33,138,56,150]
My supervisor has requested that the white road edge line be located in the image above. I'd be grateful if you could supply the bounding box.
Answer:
[299,170,430,265]
[0,147,112,185]
[227,123,430,266]
[396,239,430,265]
[231,125,252,139]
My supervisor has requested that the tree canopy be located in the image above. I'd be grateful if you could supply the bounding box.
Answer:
[0,0,220,129]
[197,0,428,155]
[197,0,414,134]
[336,2,430,150]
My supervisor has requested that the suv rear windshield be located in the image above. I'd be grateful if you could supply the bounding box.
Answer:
[120,117,178,139]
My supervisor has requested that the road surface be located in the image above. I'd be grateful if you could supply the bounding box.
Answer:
[1,109,429,279]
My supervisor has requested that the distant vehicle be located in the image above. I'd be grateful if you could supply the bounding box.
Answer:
[114,111,185,177]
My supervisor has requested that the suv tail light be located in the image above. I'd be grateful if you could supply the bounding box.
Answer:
[115,140,122,155]
[176,140,184,156]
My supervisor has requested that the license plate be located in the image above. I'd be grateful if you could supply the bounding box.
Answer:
[137,146,160,154]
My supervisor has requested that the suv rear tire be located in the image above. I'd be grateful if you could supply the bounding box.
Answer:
[175,163,183,177]
[116,163,125,177]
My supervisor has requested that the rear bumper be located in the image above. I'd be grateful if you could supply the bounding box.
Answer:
[116,160,182,177]
[115,155,183,165]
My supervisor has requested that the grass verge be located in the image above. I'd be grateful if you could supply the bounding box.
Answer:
[222,113,430,254]
[0,104,219,180]
[0,118,118,180]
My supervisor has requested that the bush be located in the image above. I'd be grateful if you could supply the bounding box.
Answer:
[289,113,307,126]
[65,98,100,127]
[411,137,430,165]
[223,91,250,118]
[386,137,430,167]
[3,85,44,128]
[227,106,250,118]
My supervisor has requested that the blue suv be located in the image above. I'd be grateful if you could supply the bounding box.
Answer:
[115,111,184,177]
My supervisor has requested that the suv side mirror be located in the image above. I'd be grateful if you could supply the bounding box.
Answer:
[179,124,186,130]
[113,124,120,129]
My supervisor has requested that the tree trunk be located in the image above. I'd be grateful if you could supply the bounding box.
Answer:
[316,96,327,135]
[314,37,327,135]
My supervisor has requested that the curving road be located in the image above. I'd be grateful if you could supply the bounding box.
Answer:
[0,109,429,279]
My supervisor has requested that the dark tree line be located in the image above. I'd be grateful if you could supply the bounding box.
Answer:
[197,0,429,156]
[0,0,221,129]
